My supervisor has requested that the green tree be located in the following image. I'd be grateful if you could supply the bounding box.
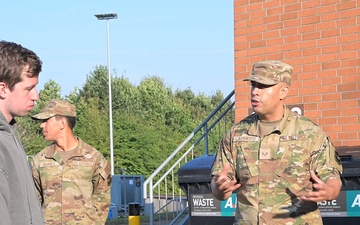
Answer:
[79,65,110,110]
[74,97,110,158]
[112,75,140,113]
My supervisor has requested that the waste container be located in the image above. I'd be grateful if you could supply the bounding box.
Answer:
[321,145,360,225]
[178,154,234,225]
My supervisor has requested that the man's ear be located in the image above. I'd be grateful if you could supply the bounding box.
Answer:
[60,117,66,130]
[0,82,8,98]
[280,85,289,100]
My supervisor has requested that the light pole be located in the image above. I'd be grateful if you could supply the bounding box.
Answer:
[94,13,118,176]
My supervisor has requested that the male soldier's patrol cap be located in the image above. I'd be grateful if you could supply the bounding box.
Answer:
[32,99,76,120]
[243,60,293,85]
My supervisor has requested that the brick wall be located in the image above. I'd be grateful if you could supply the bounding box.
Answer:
[233,0,360,146]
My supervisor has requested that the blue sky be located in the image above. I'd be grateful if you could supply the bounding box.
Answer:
[1,1,234,97]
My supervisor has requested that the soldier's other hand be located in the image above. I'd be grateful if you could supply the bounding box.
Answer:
[213,163,241,194]
[301,171,334,202]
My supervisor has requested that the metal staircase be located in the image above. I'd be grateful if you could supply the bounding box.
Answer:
[143,90,235,225]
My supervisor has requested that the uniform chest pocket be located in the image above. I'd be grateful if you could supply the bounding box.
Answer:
[275,140,313,196]
[276,139,312,176]
[63,161,95,182]
[234,141,260,182]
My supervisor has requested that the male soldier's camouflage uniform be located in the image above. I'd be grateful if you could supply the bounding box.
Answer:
[32,138,111,225]
[211,108,343,225]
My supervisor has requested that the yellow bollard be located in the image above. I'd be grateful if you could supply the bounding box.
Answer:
[128,202,140,225]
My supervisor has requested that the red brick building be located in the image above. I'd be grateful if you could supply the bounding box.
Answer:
[233,0,360,146]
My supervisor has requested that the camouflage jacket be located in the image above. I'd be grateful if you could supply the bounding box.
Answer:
[32,137,111,225]
[211,108,343,225]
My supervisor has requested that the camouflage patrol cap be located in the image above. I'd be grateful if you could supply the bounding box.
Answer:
[243,60,293,85]
[32,99,76,120]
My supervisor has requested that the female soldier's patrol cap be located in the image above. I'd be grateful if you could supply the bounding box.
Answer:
[243,60,293,86]
[32,99,76,120]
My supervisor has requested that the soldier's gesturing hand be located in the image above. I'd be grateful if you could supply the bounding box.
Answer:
[301,171,336,202]
[211,163,241,200]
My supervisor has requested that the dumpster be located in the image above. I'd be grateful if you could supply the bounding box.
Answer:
[111,175,145,213]
[321,145,360,225]
[178,154,234,225]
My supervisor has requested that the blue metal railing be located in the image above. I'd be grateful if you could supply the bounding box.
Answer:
[143,90,235,225]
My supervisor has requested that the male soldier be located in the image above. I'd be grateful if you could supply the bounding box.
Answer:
[32,99,111,225]
[211,60,343,225]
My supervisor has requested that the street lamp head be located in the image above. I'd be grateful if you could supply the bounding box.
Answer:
[94,13,118,20]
